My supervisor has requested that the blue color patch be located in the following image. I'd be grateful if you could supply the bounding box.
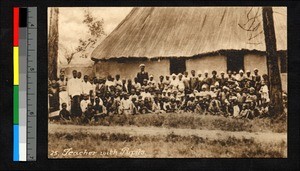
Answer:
[13,125,19,161]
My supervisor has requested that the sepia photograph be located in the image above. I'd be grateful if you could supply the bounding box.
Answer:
[48,7,287,158]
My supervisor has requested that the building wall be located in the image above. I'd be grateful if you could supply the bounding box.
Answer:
[244,54,268,75]
[186,55,227,74]
[93,55,287,92]
[94,59,170,80]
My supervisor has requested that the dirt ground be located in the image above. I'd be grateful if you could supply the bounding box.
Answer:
[49,124,287,144]
[48,119,287,158]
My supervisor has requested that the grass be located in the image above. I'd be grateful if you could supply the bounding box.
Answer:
[53,112,287,133]
[49,112,287,158]
[48,131,287,158]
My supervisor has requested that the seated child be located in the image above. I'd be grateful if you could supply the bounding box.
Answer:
[169,97,178,113]
[208,98,222,115]
[186,94,196,112]
[93,97,107,120]
[82,103,96,124]
[120,94,134,115]
[59,103,71,121]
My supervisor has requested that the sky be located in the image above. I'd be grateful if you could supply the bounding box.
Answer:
[48,7,133,65]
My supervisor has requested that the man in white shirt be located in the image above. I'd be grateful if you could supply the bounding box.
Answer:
[67,70,83,117]
[177,73,185,91]
[133,77,142,90]
[58,74,69,110]
[80,94,90,113]
[170,73,178,88]
[81,75,93,95]
[148,75,156,87]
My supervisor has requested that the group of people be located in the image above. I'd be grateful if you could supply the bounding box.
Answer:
[48,64,287,123]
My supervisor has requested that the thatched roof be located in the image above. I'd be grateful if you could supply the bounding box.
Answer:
[91,7,287,60]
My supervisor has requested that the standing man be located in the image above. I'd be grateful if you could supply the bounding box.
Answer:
[219,71,227,87]
[57,74,69,110]
[81,75,92,95]
[137,64,149,86]
[190,70,198,91]
[67,70,82,118]
[236,70,246,88]
[252,68,262,90]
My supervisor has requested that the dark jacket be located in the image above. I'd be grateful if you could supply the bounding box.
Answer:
[137,72,149,85]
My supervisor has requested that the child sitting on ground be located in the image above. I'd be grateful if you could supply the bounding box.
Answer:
[59,103,71,121]
[82,103,96,124]
[186,94,196,112]
[93,97,107,120]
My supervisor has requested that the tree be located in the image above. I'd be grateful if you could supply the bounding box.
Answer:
[48,7,59,80]
[66,8,106,64]
[262,7,283,117]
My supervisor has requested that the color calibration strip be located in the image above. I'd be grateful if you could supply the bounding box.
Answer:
[13,7,37,162]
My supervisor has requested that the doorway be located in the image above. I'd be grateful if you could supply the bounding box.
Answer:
[170,58,186,74]
[227,55,244,73]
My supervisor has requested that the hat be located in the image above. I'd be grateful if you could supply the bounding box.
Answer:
[171,73,176,77]
[215,82,220,86]
[246,70,250,73]
[149,75,154,78]
[159,75,164,78]
[197,70,202,75]
[254,68,258,71]
[204,70,208,74]
[220,71,225,74]
[239,70,244,74]
[178,73,183,76]
[139,64,145,67]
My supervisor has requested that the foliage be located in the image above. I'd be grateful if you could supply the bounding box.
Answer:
[65,9,106,64]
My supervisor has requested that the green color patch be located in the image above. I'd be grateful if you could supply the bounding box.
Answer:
[13,86,19,124]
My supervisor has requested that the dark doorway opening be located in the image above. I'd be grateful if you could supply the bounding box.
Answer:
[170,58,186,74]
[227,53,244,73]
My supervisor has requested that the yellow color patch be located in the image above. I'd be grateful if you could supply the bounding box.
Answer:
[13,47,19,85]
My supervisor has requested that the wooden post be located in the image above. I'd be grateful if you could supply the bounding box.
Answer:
[262,7,283,117]
[48,8,59,81]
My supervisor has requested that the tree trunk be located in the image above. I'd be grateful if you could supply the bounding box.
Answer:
[262,7,283,117]
[48,8,59,81]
